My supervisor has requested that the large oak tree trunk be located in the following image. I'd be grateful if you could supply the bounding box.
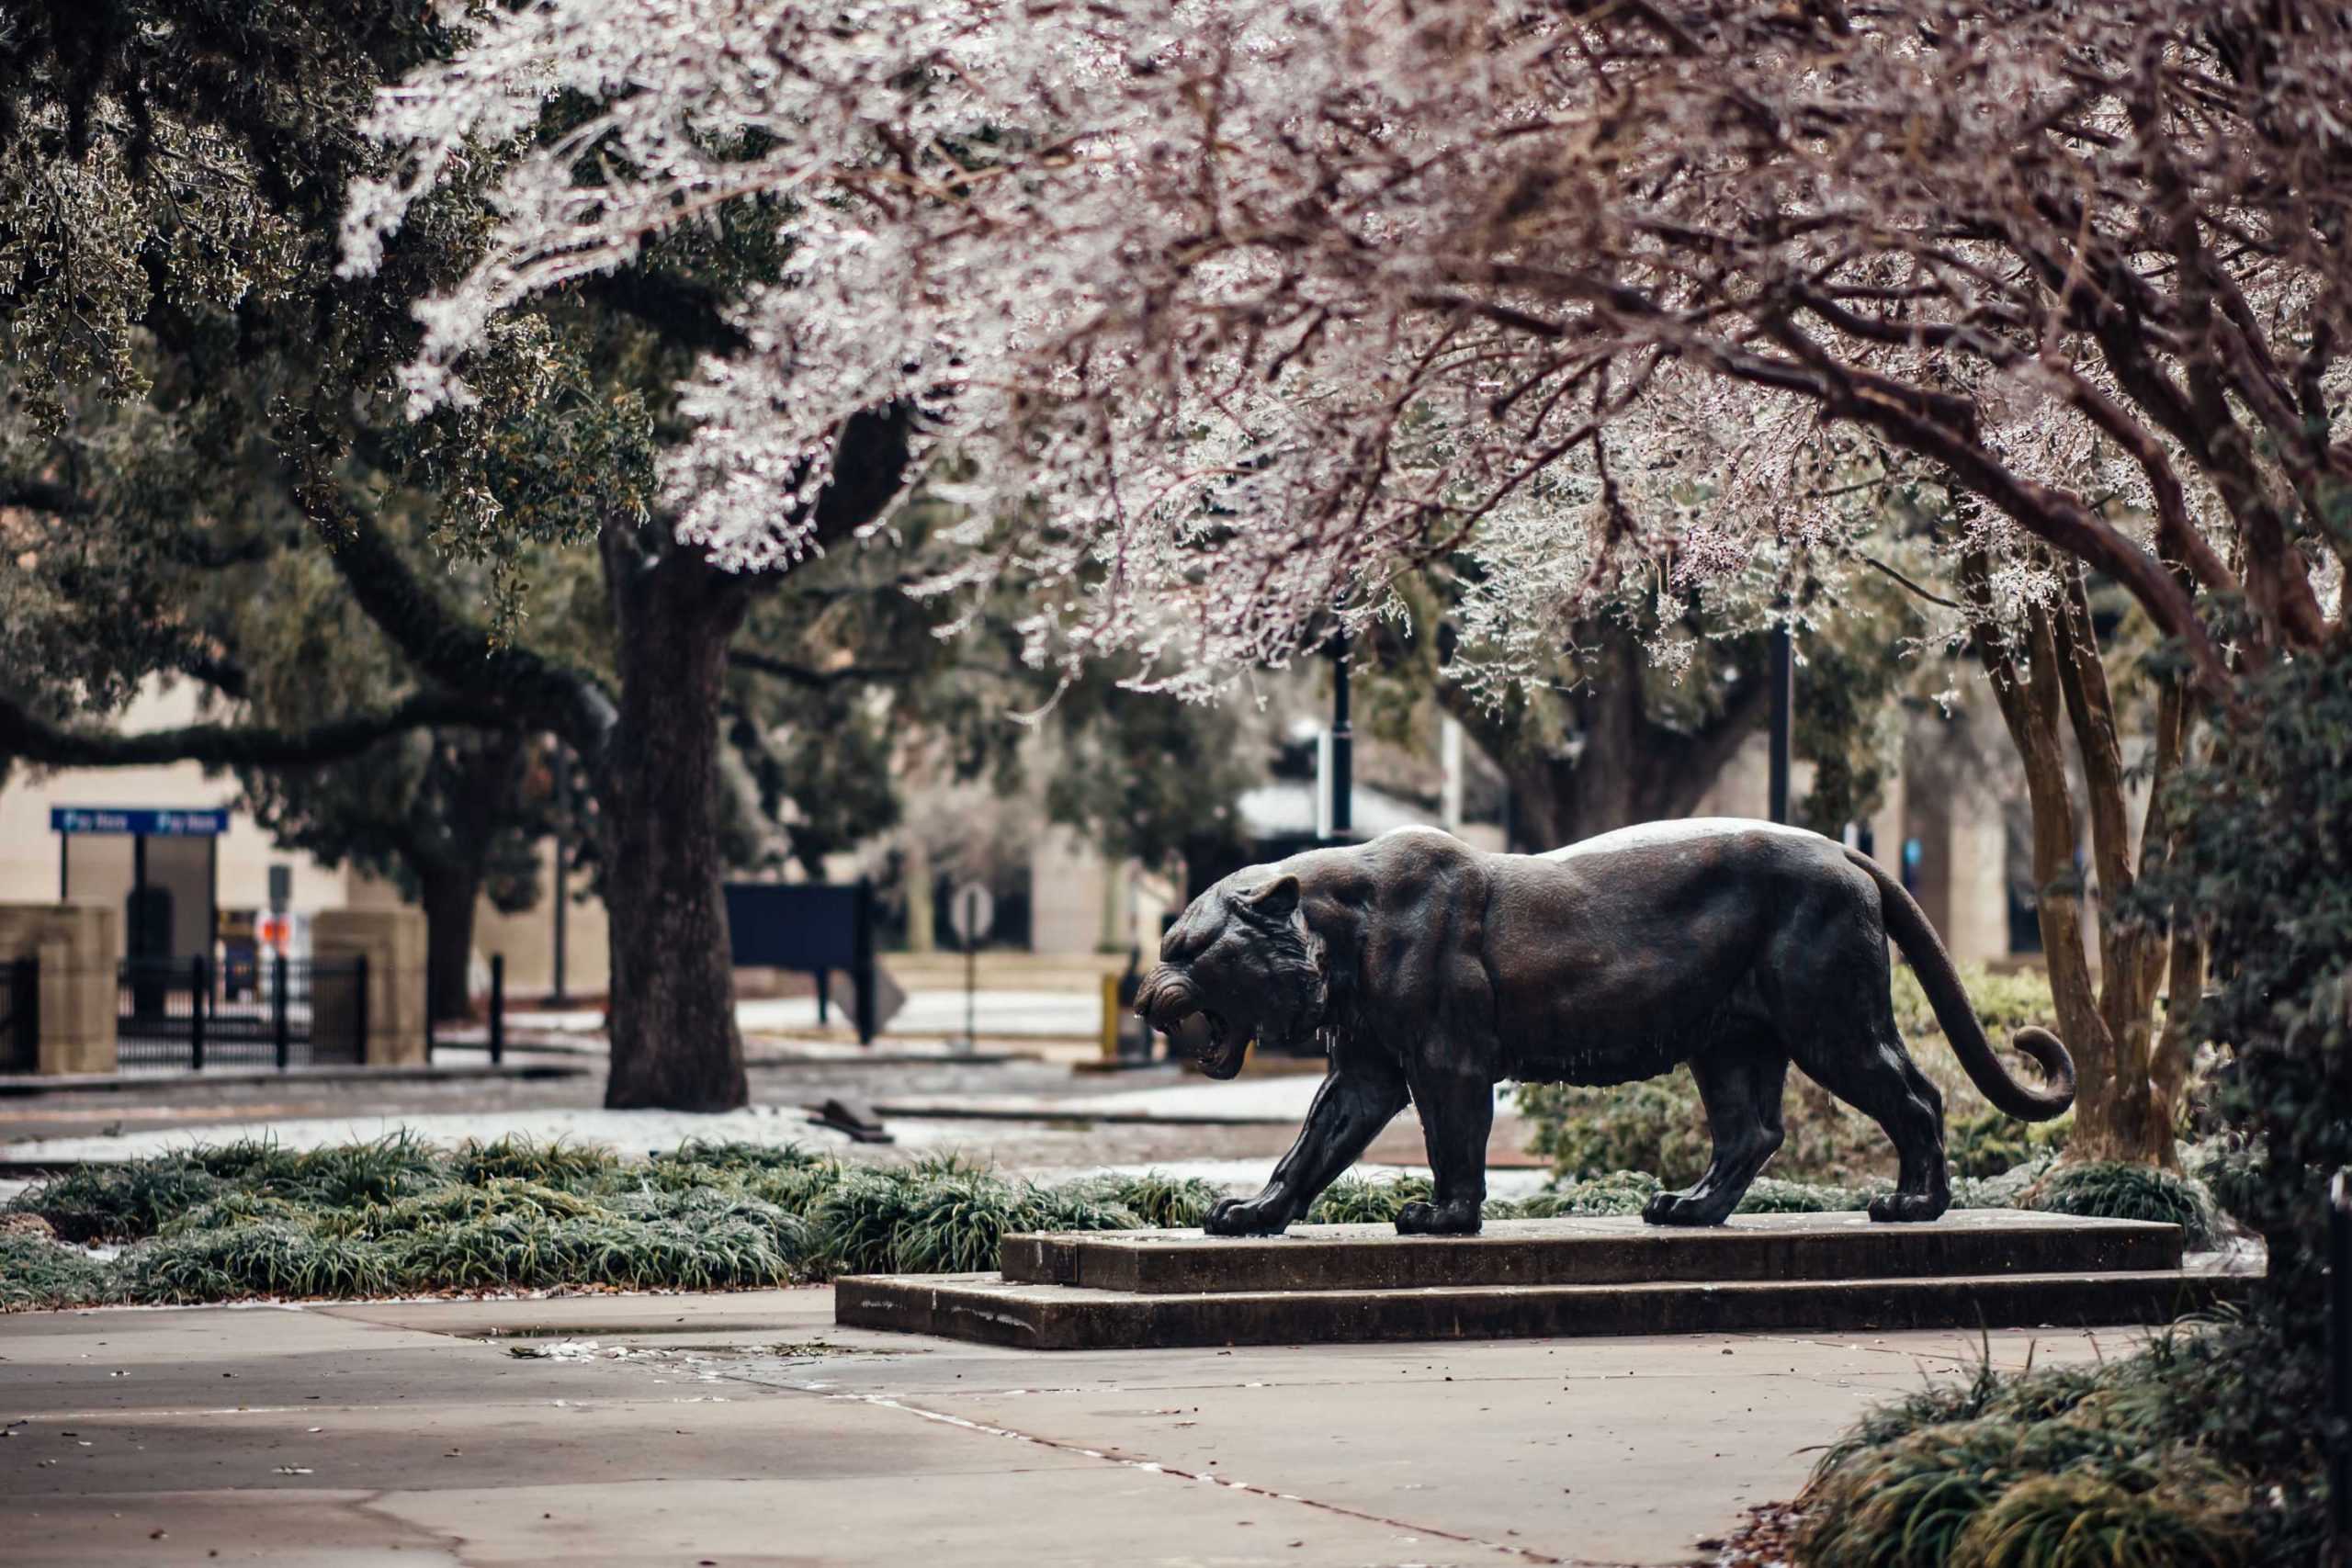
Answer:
[597,539,754,1111]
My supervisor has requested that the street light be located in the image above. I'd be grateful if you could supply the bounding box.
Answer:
[1768,622,1793,826]
[1330,630,1353,840]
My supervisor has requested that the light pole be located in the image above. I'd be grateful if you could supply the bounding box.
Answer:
[1767,622,1793,825]
[1330,631,1353,840]
[550,739,570,1006]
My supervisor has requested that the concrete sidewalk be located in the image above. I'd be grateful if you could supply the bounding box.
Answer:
[0,1288,2133,1566]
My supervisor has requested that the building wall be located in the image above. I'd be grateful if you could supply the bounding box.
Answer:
[473,838,612,1000]
[0,678,602,1003]
[1028,829,1114,955]
[0,682,366,921]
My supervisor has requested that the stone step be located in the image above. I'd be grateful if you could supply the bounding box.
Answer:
[999,1210,2183,1295]
[836,1268,2245,1351]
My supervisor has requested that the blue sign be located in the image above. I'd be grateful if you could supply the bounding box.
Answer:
[51,807,229,837]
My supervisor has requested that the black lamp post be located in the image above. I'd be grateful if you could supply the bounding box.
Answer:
[1330,631,1353,840]
[1767,622,1793,825]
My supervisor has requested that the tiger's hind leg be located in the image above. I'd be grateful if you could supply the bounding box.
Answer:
[1786,1027,1950,1223]
[1642,1033,1789,1227]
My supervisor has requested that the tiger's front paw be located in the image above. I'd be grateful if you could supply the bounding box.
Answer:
[1396,1199,1482,1235]
[1204,1196,1290,1236]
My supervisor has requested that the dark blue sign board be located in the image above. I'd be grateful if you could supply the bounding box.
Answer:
[51,807,229,837]
[724,881,877,1043]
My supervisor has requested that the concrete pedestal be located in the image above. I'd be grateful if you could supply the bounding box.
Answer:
[0,901,119,1074]
[838,1210,2244,1351]
[311,908,427,1066]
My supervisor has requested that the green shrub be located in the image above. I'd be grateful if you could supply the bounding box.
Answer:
[1889,964,2057,1047]
[1945,1107,2072,1180]
[2028,1162,2221,1250]
[1734,1178,1875,1214]
[1091,1170,1224,1229]
[452,1135,619,1191]
[1306,1174,1435,1224]
[0,1235,119,1310]
[1520,1077,1714,1185]
[883,1171,1033,1274]
[738,1159,849,1215]
[357,1178,604,1234]
[1015,1182,1141,1236]
[1520,1170,1663,1216]
[1799,1413,2214,1568]
[158,1191,331,1237]
[652,1139,832,1173]
[1951,1156,2055,1211]
[8,1159,225,1242]
[125,1223,400,1303]
[180,1134,448,1206]
[1802,1321,2302,1568]
[1953,1471,2246,1568]
[808,1168,926,1274]
[2183,1140,2262,1233]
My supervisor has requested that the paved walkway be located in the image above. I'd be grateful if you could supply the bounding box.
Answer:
[0,1289,2133,1566]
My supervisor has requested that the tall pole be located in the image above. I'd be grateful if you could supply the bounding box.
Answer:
[550,740,569,1007]
[962,888,978,1056]
[1330,633,1353,840]
[1768,623,1793,825]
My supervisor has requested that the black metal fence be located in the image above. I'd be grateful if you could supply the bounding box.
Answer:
[115,954,369,1071]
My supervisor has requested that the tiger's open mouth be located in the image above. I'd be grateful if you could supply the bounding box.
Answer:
[1197,1010,1249,1079]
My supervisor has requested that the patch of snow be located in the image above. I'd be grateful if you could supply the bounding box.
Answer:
[1052,1075,1518,1122]
[1023,1159,1555,1201]
[0,1105,864,1166]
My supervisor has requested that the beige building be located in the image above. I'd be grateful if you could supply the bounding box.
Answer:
[0,679,599,1005]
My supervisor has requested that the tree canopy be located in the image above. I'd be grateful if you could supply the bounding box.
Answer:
[356,0,2348,703]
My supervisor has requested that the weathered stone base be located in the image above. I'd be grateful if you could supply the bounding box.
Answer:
[836,1212,2242,1351]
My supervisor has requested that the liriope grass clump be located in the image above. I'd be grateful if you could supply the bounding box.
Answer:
[1952,1470,2247,1568]
[1796,1327,2273,1568]
[452,1135,619,1192]
[0,1232,121,1309]
[1307,1173,1435,1224]
[0,1133,2233,1313]
[1510,1170,1662,1216]
[2027,1161,2222,1249]
[1090,1170,1224,1229]
[125,1223,401,1303]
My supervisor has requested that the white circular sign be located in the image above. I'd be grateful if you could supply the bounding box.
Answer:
[946,883,996,945]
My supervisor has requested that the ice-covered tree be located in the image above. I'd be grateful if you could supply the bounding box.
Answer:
[352,0,2351,1155]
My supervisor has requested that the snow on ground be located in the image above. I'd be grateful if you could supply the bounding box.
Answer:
[910,1075,1521,1122]
[1025,1159,1555,1201]
[0,1104,905,1166]
[499,990,1100,1039]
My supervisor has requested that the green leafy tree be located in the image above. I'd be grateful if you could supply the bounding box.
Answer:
[0,6,915,1110]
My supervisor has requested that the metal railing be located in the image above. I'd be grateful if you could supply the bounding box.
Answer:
[116,954,368,1071]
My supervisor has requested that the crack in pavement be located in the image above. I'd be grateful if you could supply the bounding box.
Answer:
[793,1384,1582,1566]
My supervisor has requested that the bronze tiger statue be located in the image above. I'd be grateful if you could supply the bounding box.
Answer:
[1136,822,2074,1236]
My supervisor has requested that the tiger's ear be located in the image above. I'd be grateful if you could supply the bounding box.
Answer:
[1241,874,1300,921]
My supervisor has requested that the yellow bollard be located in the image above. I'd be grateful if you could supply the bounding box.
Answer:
[1101,972,1121,1061]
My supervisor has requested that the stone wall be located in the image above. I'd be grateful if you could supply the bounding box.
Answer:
[311,908,428,1066]
[0,901,119,1075]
